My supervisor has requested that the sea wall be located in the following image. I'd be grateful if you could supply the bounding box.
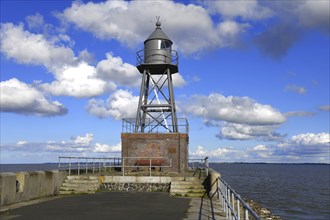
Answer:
[0,170,66,206]
[207,168,221,198]
[99,176,171,192]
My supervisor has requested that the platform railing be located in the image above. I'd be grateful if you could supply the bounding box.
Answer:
[58,156,121,176]
[122,118,189,133]
[188,157,209,174]
[218,177,260,220]
[136,49,178,66]
[58,156,171,177]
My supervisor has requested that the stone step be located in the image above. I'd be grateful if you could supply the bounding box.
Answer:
[171,177,204,182]
[67,175,98,180]
[62,182,99,187]
[62,180,99,185]
[170,184,205,190]
[170,189,206,194]
[171,181,204,186]
[170,192,206,198]
[61,186,99,191]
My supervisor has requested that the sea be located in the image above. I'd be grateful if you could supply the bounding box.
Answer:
[1,163,329,220]
[210,163,330,220]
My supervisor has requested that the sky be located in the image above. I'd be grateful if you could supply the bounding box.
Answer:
[0,0,329,164]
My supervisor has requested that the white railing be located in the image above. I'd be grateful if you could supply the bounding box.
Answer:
[218,177,260,220]
[58,156,171,177]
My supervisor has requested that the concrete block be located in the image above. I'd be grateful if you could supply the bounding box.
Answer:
[52,170,67,195]
[112,176,137,183]
[208,168,221,198]
[0,172,16,205]
[102,176,113,183]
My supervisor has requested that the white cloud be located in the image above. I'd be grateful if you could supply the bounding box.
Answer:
[59,0,245,55]
[218,123,283,141]
[86,89,138,119]
[96,52,140,87]
[181,93,286,125]
[93,142,121,153]
[190,145,240,161]
[296,0,330,32]
[26,13,44,30]
[2,133,121,156]
[41,62,115,98]
[72,133,94,146]
[279,133,330,148]
[0,78,67,116]
[0,23,75,68]
[206,0,274,20]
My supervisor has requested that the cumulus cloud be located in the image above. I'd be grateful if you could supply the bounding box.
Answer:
[26,13,44,30]
[179,93,286,141]
[190,145,240,161]
[0,78,67,116]
[40,62,115,98]
[190,132,329,163]
[1,23,148,99]
[93,142,121,153]
[96,53,140,87]
[285,84,307,94]
[279,132,329,149]
[2,133,121,156]
[86,89,138,119]
[218,122,284,141]
[296,0,330,33]
[248,132,330,162]
[205,0,273,20]
[72,133,94,146]
[0,23,75,68]
[181,93,286,125]
[58,0,247,55]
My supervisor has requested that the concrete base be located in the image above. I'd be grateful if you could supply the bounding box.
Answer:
[121,133,189,173]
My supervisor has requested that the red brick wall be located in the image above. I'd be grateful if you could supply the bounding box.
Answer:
[121,133,189,173]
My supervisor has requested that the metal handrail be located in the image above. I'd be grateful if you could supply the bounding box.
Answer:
[218,177,260,220]
[188,157,209,176]
[122,118,189,133]
[136,49,178,66]
[58,156,171,177]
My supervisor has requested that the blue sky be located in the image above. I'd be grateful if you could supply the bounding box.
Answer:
[1,0,329,164]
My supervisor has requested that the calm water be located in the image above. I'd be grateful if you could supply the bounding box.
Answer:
[1,163,329,219]
[0,163,59,172]
[210,163,330,220]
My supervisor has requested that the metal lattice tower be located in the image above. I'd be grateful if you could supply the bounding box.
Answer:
[135,20,178,133]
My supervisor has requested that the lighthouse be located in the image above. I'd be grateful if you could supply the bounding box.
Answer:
[135,20,178,133]
[121,20,188,173]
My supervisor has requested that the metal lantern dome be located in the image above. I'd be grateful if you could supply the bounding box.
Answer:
[144,21,173,64]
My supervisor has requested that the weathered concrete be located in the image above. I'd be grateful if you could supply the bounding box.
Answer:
[0,172,16,205]
[208,168,221,198]
[121,133,189,173]
[184,197,226,220]
[0,170,66,206]
[0,192,191,220]
[101,176,172,184]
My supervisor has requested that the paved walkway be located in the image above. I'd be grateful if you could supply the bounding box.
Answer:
[184,197,226,220]
[1,192,190,220]
[1,192,226,220]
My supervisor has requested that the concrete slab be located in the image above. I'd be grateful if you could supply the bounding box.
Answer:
[0,192,191,220]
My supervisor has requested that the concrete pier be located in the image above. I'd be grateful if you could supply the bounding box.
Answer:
[0,169,227,219]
